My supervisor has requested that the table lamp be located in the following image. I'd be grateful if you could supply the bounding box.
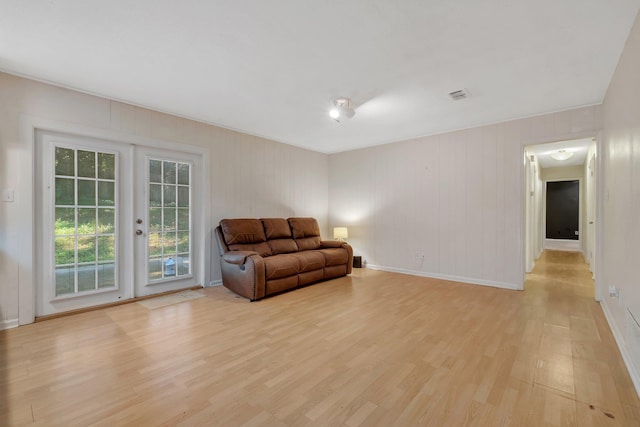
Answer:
[333,227,348,241]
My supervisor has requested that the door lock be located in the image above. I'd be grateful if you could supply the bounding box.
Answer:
[136,229,143,236]
[136,218,143,224]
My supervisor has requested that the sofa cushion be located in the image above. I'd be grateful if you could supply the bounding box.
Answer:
[220,218,272,257]
[264,255,300,280]
[268,239,299,255]
[318,248,348,266]
[288,217,321,250]
[261,218,292,239]
[261,218,298,255]
[290,251,325,272]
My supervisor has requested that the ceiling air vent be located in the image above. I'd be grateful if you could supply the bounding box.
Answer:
[449,89,469,100]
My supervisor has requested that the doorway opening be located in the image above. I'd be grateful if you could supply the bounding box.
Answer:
[523,137,598,297]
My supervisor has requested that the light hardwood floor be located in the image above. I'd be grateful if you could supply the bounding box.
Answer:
[1,251,639,426]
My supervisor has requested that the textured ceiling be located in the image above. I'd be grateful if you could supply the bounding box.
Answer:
[1,1,639,153]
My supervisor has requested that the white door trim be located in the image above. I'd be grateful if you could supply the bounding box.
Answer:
[594,131,604,302]
[519,131,604,302]
[19,114,211,325]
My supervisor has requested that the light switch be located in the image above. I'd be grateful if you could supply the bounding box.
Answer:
[2,189,15,202]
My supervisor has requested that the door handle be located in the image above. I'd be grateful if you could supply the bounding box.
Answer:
[136,229,144,236]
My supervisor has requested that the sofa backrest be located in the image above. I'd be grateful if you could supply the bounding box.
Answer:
[261,218,298,255]
[288,217,321,251]
[219,218,272,256]
[219,217,324,256]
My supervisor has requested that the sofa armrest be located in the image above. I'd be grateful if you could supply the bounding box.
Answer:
[320,240,353,274]
[223,250,260,265]
[219,252,266,301]
[320,240,343,248]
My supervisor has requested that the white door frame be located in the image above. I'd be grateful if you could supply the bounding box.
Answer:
[18,115,211,324]
[520,131,603,301]
[594,134,604,301]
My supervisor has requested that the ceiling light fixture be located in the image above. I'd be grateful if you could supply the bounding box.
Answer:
[550,150,574,161]
[329,98,356,122]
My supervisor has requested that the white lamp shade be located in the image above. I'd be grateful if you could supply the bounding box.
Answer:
[333,227,348,240]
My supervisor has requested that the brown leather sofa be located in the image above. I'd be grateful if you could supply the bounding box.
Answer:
[215,217,353,301]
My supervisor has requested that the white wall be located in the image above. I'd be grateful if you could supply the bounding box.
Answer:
[329,106,601,290]
[0,72,328,327]
[601,10,640,392]
[540,165,584,181]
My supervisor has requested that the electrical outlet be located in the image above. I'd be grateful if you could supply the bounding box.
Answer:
[415,251,424,260]
[608,285,619,298]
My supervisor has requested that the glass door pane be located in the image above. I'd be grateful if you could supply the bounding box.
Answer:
[147,159,191,282]
[53,146,117,297]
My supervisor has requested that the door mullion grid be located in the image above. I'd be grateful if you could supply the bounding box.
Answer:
[73,148,79,294]
[93,152,98,291]
[160,160,165,279]
[52,145,120,298]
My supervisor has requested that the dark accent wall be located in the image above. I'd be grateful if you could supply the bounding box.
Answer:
[546,180,579,240]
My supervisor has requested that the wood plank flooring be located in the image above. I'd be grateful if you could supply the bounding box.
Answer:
[1,250,639,426]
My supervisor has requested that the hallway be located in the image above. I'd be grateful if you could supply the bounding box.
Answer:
[526,250,595,298]
[522,250,639,425]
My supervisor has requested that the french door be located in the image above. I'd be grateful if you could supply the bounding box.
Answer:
[133,146,201,297]
[36,131,202,316]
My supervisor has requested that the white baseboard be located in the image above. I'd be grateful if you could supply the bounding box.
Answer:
[600,300,640,399]
[0,318,19,330]
[365,265,520,291]
[544,238,580,251]
[207,280,223,287]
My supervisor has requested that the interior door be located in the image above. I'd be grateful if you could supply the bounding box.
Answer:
[133,147,202,297]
